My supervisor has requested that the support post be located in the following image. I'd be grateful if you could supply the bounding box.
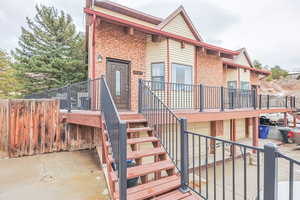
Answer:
[138,79,142,113]
[263,143,278,200]
[119,121,127,200]
[179,118,189,193]
[199,84,204,112]
[284,112,288,127]
[252,117,259,153]
[67,84,71,113]
[220,86,224,111]
[285,96,288,108]
[267,95,270,109]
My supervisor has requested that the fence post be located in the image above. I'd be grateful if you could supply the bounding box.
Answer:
[220,86,224,111]
[253,89,257,110]
[267,95,270,109]
[87,78,91,110]
[285,96,288,108]
[199,84,204,112]
[259,94,262,109]
[138,79,142,113]
[179,118,189,193]
[294,96,296,108]
[263,143,278,200]
[67,84,71,113]
[119,121,127,200]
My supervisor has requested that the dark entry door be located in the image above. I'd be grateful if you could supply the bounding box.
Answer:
[106,60,130,110]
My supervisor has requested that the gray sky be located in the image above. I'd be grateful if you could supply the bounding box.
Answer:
[1,0,300,71]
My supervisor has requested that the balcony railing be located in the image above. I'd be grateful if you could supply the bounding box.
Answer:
[25,78,102,111]
[25,79,296,112]
[141,80,296,111]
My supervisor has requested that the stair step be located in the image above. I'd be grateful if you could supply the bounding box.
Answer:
[127,136,158,145]
[127,127,152,133]
[127,147,166,160]
[153,189,192,200]
[107,147,166,164]
[127,160,174,179]
[114,175,180,200]
[125,119,147,124]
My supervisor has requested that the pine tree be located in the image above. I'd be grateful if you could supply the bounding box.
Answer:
[0,50,23,98]
[12,5,87,95]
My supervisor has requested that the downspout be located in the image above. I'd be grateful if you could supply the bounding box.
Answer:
[92,14,96,80]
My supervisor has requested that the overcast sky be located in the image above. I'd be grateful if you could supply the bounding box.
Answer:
[1,0,300,71]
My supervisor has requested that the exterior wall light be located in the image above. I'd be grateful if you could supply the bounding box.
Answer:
[97,54,103,63]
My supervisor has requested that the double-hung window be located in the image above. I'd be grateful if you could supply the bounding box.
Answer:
[151,62,164,90]
[172,63,192,90]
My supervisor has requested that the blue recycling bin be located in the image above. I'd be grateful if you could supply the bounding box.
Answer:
[259,125,270,139]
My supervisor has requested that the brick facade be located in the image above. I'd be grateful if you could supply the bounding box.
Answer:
[196,51,225,86]
[93,21,147,111]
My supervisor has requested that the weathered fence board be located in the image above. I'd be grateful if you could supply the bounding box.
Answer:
[0,99,100,158]
[0,100,9,152]
[7,100,60,157]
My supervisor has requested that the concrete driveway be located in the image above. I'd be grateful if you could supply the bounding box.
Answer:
[0,150,110,200]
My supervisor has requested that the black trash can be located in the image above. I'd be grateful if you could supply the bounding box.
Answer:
[127,160,138,188]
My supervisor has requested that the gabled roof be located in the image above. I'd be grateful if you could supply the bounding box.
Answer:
[236,48,253,68]
[85,8,239,56]
[157,6,203,41]
[94,0,163,25]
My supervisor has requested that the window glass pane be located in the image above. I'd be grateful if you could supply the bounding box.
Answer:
[228,81,237,89]
[115,70,121,96]
[241,81,250,90]
[172,63,192,84]
[151,63,164,77]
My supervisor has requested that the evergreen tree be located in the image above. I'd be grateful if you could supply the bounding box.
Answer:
[0,50,23,98]
[12,5,87,95]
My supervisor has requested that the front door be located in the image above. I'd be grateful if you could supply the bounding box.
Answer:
[106,59,130,110]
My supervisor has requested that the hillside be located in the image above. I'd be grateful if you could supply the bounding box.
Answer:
[260,77,300,107]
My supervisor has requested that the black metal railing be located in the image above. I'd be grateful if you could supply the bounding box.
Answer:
[141,80,295,112]
[100,76,127,200]
[139,79,189,191]
[25,78,102,111]
[184,131,264,200]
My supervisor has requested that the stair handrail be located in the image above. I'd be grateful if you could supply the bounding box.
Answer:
[138,79,189,192]
[100,75,127,200]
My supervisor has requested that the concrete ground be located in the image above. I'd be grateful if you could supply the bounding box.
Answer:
[0,150,110,200]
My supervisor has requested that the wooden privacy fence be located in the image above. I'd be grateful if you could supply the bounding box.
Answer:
[0,99,100,158]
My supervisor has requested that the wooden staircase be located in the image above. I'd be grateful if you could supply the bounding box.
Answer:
[100,115,199,200]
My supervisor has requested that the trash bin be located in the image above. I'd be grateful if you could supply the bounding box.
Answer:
[259,125,270,139]
[127,160,138,188]
[278,127,292,143]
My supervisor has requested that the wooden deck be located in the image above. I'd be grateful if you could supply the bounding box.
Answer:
[60,107,294,127]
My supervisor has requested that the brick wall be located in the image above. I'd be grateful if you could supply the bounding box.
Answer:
[250,71,259,86]
[93,21,147,111]
[196,51,225,86]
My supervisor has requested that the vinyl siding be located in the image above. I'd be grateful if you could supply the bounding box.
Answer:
[240,68,250,82]
[145,36,167,80]
[93,6,157,28]
[236,118,246,140]
[226,68,238,83]
[169,39,195,108]
[161,14,196,40]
